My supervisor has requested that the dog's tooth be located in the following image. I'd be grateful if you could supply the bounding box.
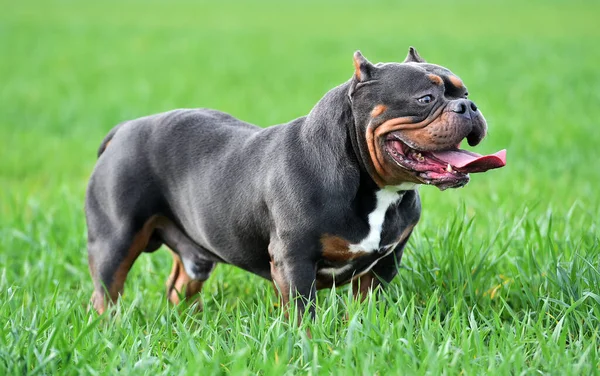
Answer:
[446,164,452,172]
[416,153,424,162]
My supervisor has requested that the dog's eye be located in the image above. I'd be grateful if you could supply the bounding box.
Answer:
[417,95,433,104]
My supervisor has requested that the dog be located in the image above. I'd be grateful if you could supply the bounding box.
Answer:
[85,47,506,318]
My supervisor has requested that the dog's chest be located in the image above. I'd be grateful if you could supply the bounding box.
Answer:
[317,187,414,285]
[349,188,405,253]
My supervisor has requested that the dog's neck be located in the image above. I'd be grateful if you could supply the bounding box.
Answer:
[301,81,354,142]
[299,81,380,190]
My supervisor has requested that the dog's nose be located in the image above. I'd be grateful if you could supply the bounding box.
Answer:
[450,99,477,117]
[449,99,486,146]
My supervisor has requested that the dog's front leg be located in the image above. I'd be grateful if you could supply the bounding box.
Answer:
[269,238,317,322]
[352,229,414,302]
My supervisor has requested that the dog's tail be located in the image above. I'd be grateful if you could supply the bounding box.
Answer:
[97,122,125,158]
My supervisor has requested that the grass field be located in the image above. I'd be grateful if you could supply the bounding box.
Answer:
[1,0,600,374]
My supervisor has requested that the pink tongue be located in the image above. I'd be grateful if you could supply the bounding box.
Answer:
[430,149,506,173]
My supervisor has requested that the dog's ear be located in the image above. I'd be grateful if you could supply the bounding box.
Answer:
[404,47,426,63]
[353,51,376,82]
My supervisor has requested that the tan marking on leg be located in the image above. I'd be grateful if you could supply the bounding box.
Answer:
[270,260,292,321]
[91,215,162,314]
[109,217,158,298]
[91,290,107,315]
[271,261,310,331]
[352,272,379,302]
[89,255,106,314]
[371,104,387,117]
[270,260,289,306]
[166,251,204,309]
[166,253,182,302]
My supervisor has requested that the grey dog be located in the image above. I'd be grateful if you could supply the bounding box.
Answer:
[85,47,506,318]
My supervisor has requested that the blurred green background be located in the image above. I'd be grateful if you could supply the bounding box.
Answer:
[1,0,599,374]
[2,1,599,213]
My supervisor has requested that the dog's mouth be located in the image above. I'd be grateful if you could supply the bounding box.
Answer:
[384,134,506,190]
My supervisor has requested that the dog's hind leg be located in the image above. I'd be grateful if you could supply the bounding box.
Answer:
[88,216,161,314]
[155,219,217,310]
[164,252,207,308]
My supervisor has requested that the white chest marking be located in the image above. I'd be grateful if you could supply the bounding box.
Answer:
[396,182,420,190]
[318,244,397,277]
[349,187,408,253]
[317,263,355,276]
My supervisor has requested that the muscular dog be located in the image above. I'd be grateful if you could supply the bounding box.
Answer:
[85,47,506,317]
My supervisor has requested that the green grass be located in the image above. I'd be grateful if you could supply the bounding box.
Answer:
[1,0,600,374]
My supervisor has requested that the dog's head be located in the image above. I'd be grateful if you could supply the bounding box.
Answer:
[348,47,505,190]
